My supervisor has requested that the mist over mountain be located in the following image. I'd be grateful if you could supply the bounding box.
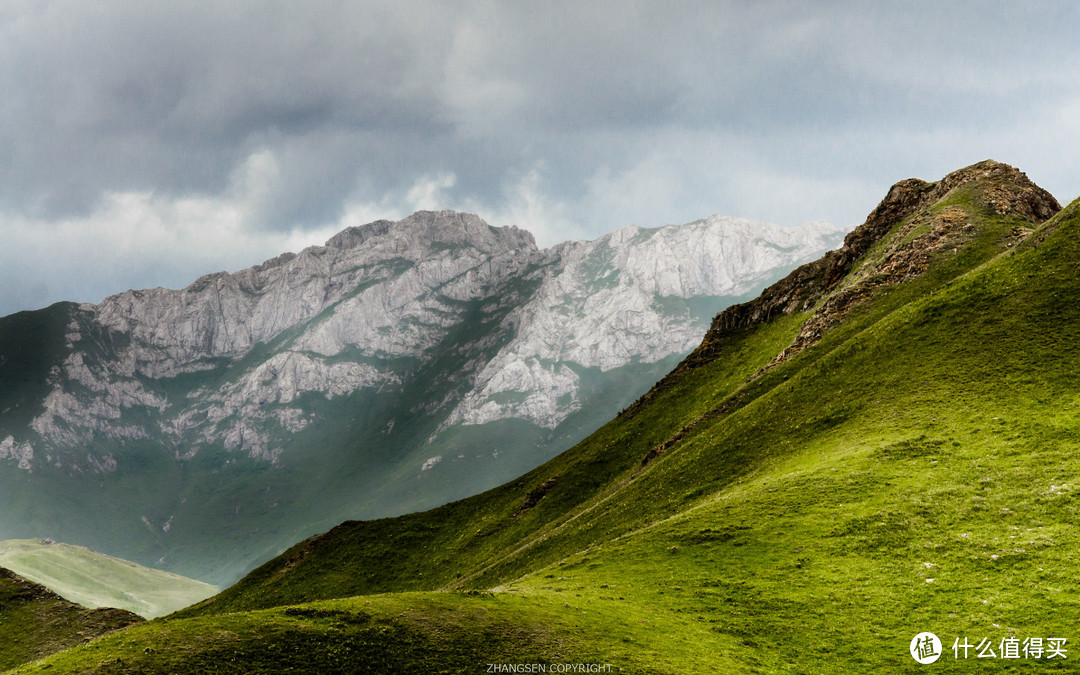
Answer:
[0,210,841,584]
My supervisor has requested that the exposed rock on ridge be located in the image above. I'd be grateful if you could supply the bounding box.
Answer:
[92,211,537,374]
[629,160,1060,415]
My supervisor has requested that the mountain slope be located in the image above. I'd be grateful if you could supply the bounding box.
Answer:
[182,160,1064,609]
[0,211,839,585]
[0,567,141,671]
[0,540,217,619]
[22,160,1080,673]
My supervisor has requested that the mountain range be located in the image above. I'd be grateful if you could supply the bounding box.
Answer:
[8,159,1080,672]
[11,159,1075,672]
[0,210,841,585]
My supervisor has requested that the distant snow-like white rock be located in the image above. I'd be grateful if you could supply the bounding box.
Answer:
[15,210,842,470]
[445,215,843,428]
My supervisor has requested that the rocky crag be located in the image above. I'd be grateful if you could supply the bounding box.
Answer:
[700,162,1057,362]
[628,160,1060,417]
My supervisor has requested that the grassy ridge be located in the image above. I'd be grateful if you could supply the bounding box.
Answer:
[0,540,217,619]
[0,568,141,672]
[11,593,629,674]
[18,163,1080,672]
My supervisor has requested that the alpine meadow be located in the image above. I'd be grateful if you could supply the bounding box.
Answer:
[4,159,1079,672]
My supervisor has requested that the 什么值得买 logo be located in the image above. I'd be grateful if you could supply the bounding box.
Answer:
[910,632,942,664]
[910,632,1067,662]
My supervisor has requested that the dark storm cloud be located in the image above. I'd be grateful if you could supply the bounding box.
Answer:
[2,1,1080,316]
[0,1,457,219]
[0,2,1072,215]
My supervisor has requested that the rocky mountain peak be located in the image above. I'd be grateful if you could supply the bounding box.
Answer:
[324,219,395,251]
[659,160,1061,387]
[933,159,1060,220]
[326,211,537,258]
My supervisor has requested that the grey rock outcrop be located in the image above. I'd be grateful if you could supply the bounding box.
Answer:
[5,210,842,472]
[446,217,842,429]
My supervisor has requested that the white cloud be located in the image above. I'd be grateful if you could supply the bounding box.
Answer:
[461,166,585,248]
[405,172,458,211]
[0,148,340,314]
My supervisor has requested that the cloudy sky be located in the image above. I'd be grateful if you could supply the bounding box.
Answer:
[2,1,1079,316]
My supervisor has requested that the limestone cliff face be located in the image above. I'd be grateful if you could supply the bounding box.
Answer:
[1,210,842,472]
[446,217,841,429]
[92,211,538,375]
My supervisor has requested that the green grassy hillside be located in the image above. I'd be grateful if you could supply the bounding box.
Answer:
[0,567,141,672]
[0,540,217,619]
[15,161,1080,673]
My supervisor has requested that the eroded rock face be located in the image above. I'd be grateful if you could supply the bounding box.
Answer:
[662,160,1061,384]
[446,217,842,428]
[92,211,539,375]
[0,436,33,470]
[1,210,842,471]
